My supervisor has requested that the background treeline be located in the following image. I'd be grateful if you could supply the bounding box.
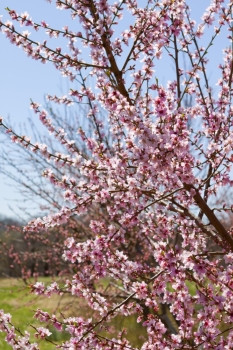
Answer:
[0,215,78,279]
[0,216,59,278]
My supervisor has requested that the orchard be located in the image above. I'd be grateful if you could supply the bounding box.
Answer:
[0,0,233,349]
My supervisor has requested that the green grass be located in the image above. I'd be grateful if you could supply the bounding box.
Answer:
[1,278,202,349]
[0,278,78,349]
[1,276,230,348]
[0,278,147,349]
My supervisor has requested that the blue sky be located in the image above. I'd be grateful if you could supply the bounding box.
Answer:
[0,1,74,123]
[0,0,71,219]
[0,0,230,219]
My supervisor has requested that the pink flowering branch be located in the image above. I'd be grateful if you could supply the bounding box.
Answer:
[184,183,233,251]
[1,1,233,348]
[77,269,165,344]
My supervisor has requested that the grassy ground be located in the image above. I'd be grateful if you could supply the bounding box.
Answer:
[0,278,76,349]
[0,277,200,349]
[0,277,147,349]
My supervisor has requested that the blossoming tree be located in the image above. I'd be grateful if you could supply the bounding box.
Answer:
[0,0,233,348]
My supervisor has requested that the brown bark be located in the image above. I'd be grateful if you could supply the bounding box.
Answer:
[184,183,233,251]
